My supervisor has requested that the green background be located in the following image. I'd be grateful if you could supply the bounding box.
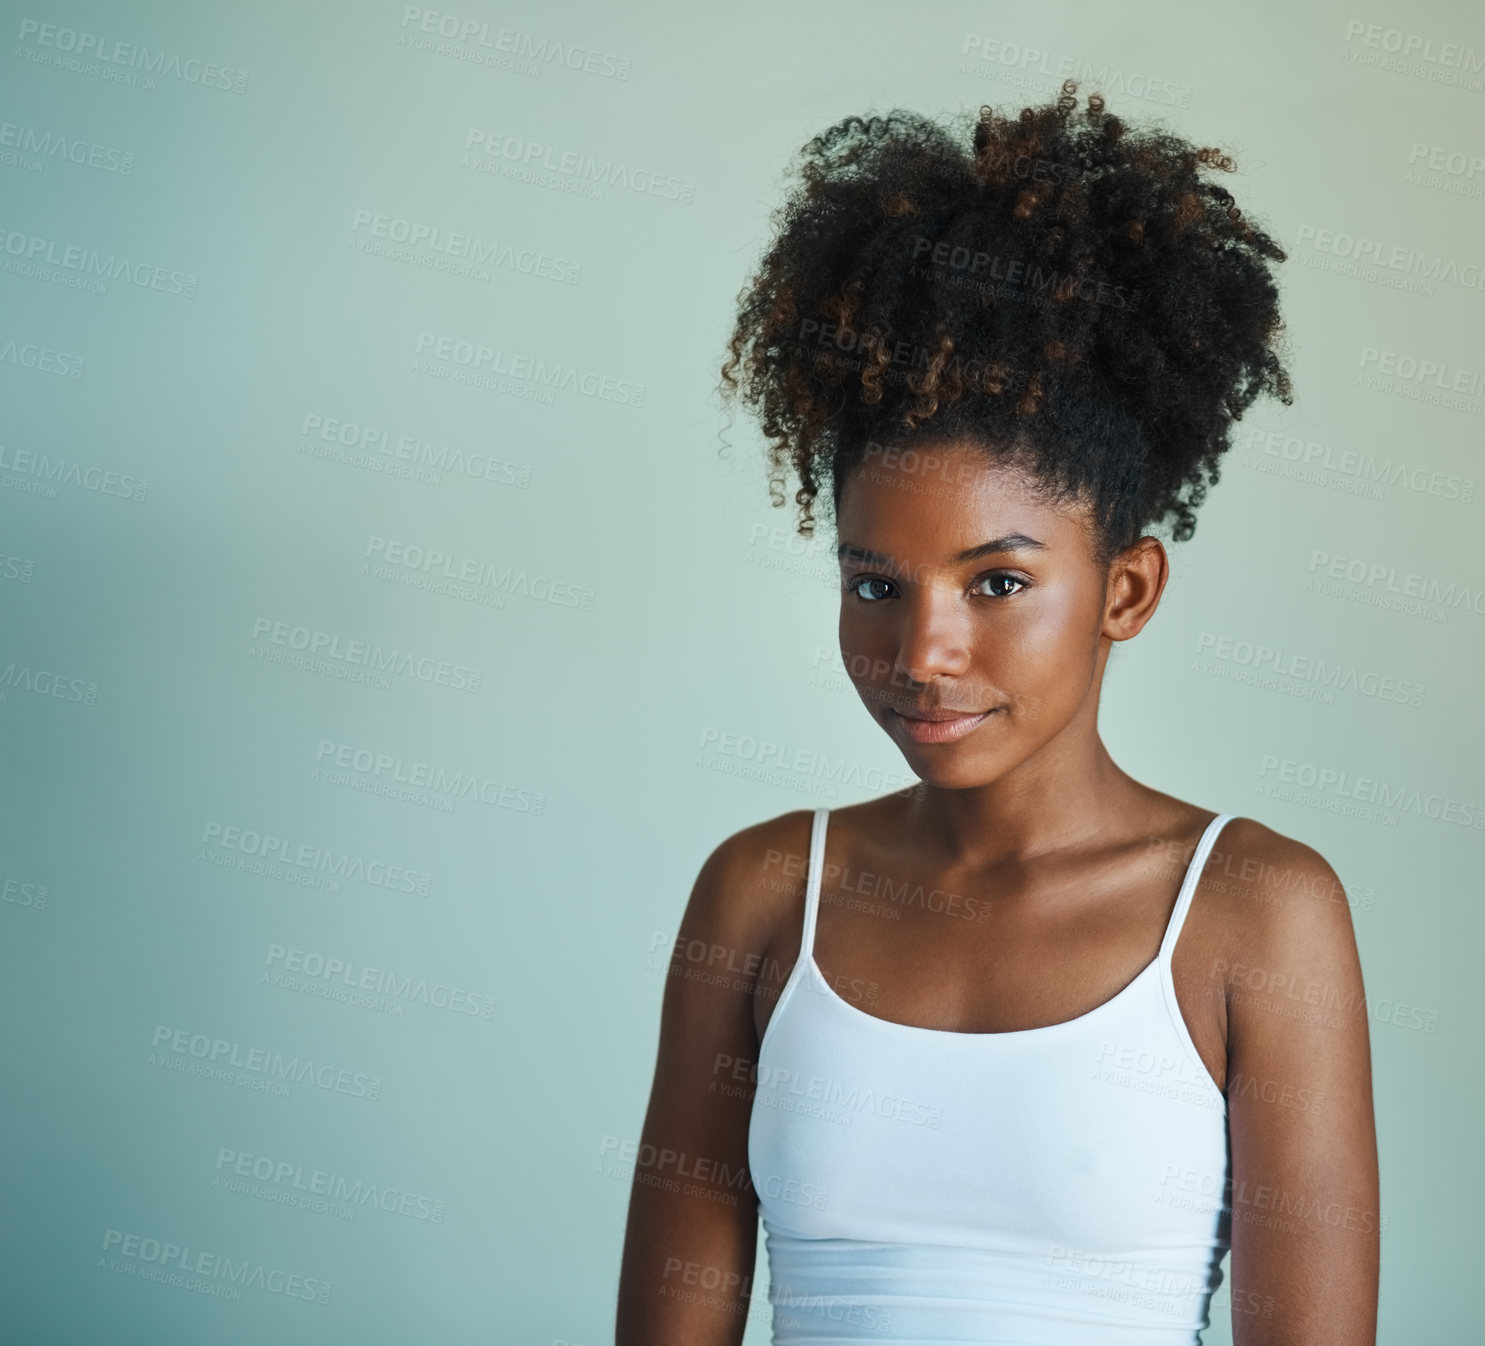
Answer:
[1,1,1479,1341]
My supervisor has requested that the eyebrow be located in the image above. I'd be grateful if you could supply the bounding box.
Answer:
[837,533,1047,565]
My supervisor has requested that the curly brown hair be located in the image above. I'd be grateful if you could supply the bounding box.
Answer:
[718,80,1293,569]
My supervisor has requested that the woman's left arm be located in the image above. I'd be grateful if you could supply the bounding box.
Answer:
[1224,836,1380,1346]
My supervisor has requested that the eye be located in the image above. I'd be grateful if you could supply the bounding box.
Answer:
[845,575,896,602]
[845,572,1029,602]
[976,572,1028,598]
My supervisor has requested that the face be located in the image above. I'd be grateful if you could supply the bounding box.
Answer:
[835,439,1166,789]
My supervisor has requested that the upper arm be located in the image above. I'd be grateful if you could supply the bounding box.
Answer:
[1222,827,1380,1345]
[615,812,802,1346]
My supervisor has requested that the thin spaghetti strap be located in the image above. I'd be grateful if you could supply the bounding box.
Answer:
[1158,812,1233,966]
[799,808,830,961]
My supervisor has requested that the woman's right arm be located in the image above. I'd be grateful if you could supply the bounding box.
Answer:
[615,817,796,1346]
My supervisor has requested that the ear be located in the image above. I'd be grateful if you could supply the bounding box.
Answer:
[1103,536,1169,641]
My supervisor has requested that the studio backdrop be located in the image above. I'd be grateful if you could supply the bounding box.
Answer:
[1,1,1480,1342]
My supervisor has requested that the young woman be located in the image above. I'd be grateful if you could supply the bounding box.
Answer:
[617,82,1378,1346]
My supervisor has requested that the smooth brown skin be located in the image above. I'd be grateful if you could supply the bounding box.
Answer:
[616,442,1379,1346]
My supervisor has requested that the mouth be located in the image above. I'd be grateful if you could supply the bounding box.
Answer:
[888,705,999,745]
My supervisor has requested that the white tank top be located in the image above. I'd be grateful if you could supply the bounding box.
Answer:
[748,808,1234,1345]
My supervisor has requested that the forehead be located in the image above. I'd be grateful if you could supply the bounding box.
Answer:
[838,438,1089,548]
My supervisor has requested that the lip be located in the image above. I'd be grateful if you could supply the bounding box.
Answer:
[890,707,995,744]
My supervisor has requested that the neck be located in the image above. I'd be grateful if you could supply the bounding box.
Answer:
[898,705,1148,871]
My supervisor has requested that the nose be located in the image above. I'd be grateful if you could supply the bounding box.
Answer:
[891,589,973,686]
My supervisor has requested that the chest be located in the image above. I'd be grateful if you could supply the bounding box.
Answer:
[752,863,1231,1091]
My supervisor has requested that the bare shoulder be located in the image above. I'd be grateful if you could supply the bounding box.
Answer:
[1203,816,1367,1023]
[1208,816,1359,944]
[681,808,816,979]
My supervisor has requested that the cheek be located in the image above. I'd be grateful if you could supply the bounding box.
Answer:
[974,599,1101,710]
[1016,585,1102,658]
[973,602,1077,667]
[836,616,887,681]
[1004,616,1084,667]
[838,608,892,663]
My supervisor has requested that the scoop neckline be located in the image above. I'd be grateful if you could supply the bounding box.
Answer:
[806,947,1161,1039]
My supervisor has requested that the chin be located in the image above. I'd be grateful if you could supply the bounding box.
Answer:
[896,749,999,790]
